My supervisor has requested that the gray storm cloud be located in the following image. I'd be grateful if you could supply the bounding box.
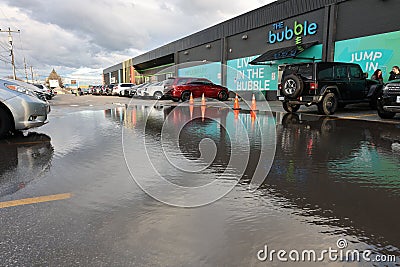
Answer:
[0,0,274,83]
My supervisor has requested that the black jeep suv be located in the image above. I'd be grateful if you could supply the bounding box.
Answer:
[278,62,381,115]
[377,80,400,119]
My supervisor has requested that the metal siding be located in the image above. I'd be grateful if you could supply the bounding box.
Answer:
[103,63,123,74]
[116,0,348,67]
[336,0,400,41]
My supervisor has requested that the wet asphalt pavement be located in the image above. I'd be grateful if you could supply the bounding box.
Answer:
[0,94,399,266]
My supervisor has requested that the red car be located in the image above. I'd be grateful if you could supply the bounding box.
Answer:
[164,77,229,102]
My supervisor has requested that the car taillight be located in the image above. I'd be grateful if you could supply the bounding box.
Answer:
[278,84,283,90]
[310,83,318,90]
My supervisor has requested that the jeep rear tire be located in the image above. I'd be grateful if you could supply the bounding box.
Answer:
[377,99,396,119]
[318,93,338,115]
[282,102,301,113]
[282,74,304,98]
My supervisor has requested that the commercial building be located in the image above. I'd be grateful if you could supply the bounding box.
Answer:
[103,0,400,100]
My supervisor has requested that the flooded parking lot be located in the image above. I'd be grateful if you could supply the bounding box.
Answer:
[0,96,399,266]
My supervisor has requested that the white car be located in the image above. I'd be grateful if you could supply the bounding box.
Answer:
[0,78,50,138]
[33,84,54,100]
[136,83,152,97]
[112,83,135,96]
[143,81,165,99]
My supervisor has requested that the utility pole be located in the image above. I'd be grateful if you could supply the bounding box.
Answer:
[0,28,20,80]
[24,57,28,82]
[30,66,34,83]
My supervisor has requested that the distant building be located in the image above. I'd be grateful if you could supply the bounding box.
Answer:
[46,69,63,88]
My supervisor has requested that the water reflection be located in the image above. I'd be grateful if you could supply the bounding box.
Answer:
[0,132,53,196]
[270,113,400,254]
[109,105,400,256]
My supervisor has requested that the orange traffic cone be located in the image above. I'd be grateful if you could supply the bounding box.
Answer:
[201,105,206,121]
[201,93,206,106]
[189,92,194,105]
[251,93,258,111]
[233,94,241,110]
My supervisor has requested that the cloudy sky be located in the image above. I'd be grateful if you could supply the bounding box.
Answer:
[0,0,275,84]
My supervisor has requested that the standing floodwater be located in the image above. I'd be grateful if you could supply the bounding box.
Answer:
[0,104,399,266]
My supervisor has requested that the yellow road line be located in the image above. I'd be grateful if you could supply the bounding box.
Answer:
[343,113,376,118]
[0,193,72,209]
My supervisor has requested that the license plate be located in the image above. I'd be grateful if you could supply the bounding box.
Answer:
[278,96,285,101]
[397,96,400,103]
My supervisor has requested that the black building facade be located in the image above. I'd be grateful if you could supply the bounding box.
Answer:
[103,0,400,99]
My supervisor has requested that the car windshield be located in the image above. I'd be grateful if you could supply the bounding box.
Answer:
[164,78,175,87]
[176,78,191,85]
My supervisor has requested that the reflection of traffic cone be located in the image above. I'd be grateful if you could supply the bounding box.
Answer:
[234,109,239,120]
[189,104,194,119]
[233,94,241,110]
[189,92,194,105]
[251,93,258,111]
[201,105,206,121]
[251,111,256,129]
[201,93,206,106]
[251,110,257,120]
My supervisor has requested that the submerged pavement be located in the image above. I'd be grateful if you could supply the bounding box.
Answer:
[0,94,399,266]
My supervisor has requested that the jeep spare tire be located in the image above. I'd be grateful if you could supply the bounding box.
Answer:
[282,74,304,98]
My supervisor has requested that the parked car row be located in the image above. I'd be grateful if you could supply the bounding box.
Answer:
[0,78,50,138]
[87,78,230,102]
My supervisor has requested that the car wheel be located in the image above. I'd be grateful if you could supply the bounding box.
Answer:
[0,107,13,138]
[282,74,304,98]
[282,102,301,113]
[181,91,191,102]
[318,93,338,115]
[217,90,228,101]
[377,99,396,119]
[153,91,163,100]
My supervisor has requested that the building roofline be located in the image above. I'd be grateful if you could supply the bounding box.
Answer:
[104,0,348,73]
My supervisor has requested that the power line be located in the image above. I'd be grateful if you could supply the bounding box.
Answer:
[0,54,11,62]
[0,57,11,64]
[0,41,9,52]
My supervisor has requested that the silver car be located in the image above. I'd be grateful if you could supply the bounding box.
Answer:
[2,78,48,102]
[0,78,50,138]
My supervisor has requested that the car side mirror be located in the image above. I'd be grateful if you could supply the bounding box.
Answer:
[363,72,368,79]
